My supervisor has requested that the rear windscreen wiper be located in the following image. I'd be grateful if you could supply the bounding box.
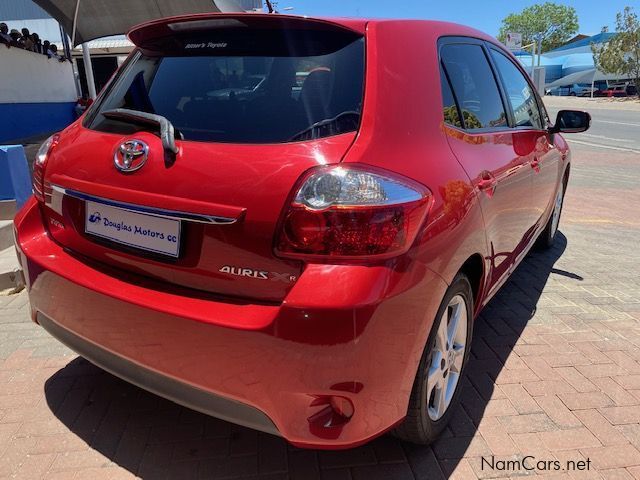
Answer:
[289,111,361,142]
[102,109,180,156]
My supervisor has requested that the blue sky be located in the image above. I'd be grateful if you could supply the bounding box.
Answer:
[275,0,631,36]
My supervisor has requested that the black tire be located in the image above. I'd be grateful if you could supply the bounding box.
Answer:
[536,179,566,250]
[392,274,474,445]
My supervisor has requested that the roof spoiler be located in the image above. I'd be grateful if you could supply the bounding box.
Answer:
[128,13,366,48]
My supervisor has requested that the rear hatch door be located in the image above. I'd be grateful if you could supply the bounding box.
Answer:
[42,15,366,302]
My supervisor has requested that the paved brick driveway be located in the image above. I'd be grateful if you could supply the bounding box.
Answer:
[1,142,640,479]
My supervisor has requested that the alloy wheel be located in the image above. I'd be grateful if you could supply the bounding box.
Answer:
[426,294,467,421]
[551,183,564,237]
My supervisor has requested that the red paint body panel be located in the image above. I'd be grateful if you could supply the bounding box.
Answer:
[15,196,447,448]
[43,124,357,301]
[14,13,571,448]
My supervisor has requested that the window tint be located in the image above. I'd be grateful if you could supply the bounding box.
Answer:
[490,49,543,129]
[440,44,507,130]
[440,65,462,128]
[87,31,364,144]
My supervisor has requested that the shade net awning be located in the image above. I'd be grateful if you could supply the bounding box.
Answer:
[32,0,255,45]
[546,69,623,88]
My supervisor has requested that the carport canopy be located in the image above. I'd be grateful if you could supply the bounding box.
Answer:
[31,0,250,45]
[546,68,622,88]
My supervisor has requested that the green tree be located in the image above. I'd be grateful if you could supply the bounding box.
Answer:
[591,7,640,97]
[498,2,579,52]
[442,106,483,129]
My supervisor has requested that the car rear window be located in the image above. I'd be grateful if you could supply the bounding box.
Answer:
[86,28,365,144]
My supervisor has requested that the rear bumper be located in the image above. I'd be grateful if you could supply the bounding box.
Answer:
[37,311,279,436]
[15,197,448,449]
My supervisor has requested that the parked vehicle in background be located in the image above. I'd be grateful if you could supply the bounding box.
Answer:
[14,13,591,449]
[595,83,637,97]
[546,83,597,97]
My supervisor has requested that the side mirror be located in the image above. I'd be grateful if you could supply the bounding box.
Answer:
[549,110,591,134]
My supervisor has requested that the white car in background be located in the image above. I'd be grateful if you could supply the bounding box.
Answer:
[546,83,597,97]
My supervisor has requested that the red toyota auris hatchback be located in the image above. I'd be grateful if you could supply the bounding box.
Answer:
[14,13,590,449]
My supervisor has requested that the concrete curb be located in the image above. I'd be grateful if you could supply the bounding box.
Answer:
[0,228,23,294]
[0,268,24,295]
[0,220,14,251]
[0,199,16,220]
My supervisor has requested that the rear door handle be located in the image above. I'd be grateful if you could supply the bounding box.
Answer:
[478,171,497,197]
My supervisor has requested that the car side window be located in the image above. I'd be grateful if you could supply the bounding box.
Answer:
[440,44,507,130]
[490,49,543,130]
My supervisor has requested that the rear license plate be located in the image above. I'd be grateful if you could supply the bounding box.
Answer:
[85,200,181,258]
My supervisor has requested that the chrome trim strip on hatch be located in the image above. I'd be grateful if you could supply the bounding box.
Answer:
[48,185,238,225]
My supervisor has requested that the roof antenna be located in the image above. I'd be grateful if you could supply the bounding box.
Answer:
[265,0,275,13]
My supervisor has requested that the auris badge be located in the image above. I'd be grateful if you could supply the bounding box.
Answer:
[114,139,149,173]
[219,266,297,283]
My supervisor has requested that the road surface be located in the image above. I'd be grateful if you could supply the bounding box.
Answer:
[544,97,640,153]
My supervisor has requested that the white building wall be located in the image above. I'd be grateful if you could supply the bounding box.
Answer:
[0,44,78,142]
[0,46,76,104]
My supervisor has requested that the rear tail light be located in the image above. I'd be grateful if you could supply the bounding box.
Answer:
[33,134,59,203]
[275,165,431,262]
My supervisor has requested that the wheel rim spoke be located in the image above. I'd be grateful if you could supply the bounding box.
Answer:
[427,375,446,419]
[450,346,464,373]
[436,310,448,351]
[426,365,441,415]
[447,304,458,346]
[551,184,563,234]
[427,360,441,387]
[435,381,447,417]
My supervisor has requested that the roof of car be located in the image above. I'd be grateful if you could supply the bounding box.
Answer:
[128,12,496,47]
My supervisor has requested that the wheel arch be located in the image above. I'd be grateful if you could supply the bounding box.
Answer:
[563,163,571,189]
[457,253,486,315]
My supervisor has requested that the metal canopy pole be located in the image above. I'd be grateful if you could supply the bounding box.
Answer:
[82,43,97,99]
[71,0,81,46]
[70,0,97,100]
[537,35,542,67]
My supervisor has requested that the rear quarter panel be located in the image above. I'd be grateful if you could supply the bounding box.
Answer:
[337,21,492,398]
[344,20,490,305]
